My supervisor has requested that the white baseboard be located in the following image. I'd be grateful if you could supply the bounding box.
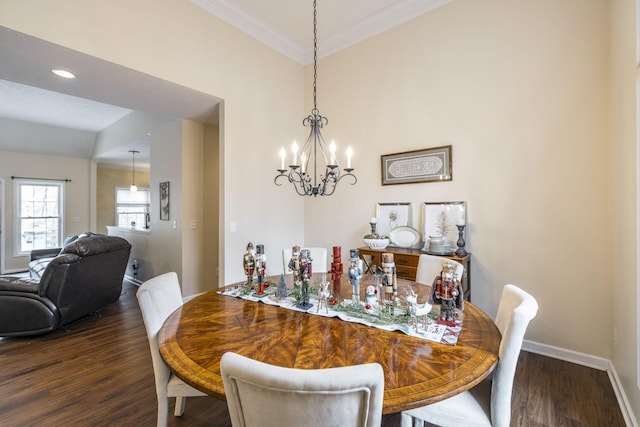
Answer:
[523,340,637,427]
[124,274,142,286]
[523,339,610,370]
[609,364,640,427]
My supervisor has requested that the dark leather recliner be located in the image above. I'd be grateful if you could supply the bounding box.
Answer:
[0,233,131,337]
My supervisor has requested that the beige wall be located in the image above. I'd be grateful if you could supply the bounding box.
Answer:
[0,151,92,272]
[203,124,220,291]
[610,0,640,417]
[94,110,187,286]
[181,119,205,296]
[96,165,150,233]
[0,0,304,285]
[305,0,610,356]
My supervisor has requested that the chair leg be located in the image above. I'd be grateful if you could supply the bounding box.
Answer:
[401,413,425,427]
[401,413,414,427]
[174,396,186,416]
[157,397,169,427]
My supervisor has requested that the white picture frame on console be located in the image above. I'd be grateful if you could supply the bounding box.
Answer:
[375,202,412,239]
[422,201,466,253]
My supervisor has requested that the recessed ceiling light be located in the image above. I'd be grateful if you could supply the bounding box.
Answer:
[52,69,76,79]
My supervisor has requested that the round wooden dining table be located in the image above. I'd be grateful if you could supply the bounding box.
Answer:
[158,274,500,414]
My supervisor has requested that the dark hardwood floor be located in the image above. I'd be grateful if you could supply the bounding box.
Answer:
[0,282,626,426]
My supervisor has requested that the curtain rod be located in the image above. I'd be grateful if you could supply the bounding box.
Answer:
[11,176,72,182]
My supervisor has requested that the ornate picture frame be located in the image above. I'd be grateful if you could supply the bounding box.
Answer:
[160,181,170,220]
[375,202,412,238]
[381,145,452,185]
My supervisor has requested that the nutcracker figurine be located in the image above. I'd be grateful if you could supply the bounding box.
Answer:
[381,253,397,314]
[348,249,363,306]
[242,242,256,285]
[287,245,301,288]
[429,262,463,325]
[297,249,313,310]
[254,244,267,296]
[329,246,343,300]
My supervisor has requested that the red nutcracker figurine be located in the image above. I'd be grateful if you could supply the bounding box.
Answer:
[329,246,343,301]
[429,262,463,325]
[254,244,267,295]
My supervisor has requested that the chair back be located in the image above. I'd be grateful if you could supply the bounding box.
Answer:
[415,254,463,285]
[221,352,384,427]
[136,272,184,398]
[282,246,329,275]
[307,247,329,273]
[41,234,131,325]
[491,284,538,427]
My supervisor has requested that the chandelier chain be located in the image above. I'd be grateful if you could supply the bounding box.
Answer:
[312,0,318,114]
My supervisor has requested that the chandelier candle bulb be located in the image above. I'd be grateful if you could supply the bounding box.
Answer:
[292,141,298,165]
[330,140,336,165]
[346,146,353,169]
[279,147,286,170]
[301,153,306,173]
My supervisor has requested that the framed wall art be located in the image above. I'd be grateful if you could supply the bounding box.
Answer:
[160,181,170,220]
[422,201,466,249]
[381,145,452,185]
[375,202,412,238]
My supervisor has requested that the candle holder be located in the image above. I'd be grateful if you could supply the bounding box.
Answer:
[455,225,468,257]
[369,221,378,238]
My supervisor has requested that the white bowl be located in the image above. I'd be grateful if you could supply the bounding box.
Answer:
[363,238,390,250]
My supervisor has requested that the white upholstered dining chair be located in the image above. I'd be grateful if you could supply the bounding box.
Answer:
[136,272,207,427]
[401,284,538,427]
[220,351,384,427]
[415,254,464,285]
[282,246,329,275]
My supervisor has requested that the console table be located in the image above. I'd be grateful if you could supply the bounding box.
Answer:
[358,246,471,301]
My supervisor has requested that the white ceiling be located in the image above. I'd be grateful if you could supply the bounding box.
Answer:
[0,0,451,166]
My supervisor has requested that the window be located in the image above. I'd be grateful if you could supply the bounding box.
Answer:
[15,180,64,254]
[116,187,150,229]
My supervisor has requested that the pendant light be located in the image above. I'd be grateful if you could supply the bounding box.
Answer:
[129,150,139,194]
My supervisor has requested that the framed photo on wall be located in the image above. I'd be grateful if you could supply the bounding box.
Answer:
[375,202,412,238]
[160,181,170,220]
[381,145,452,185]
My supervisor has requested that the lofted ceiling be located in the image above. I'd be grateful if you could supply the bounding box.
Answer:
[192,0,452,64]
[0,0,451,167]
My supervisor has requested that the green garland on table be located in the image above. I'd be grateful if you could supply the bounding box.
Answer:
[332,302,412,326]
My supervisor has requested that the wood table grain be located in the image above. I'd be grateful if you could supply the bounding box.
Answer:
[159,275,500,414]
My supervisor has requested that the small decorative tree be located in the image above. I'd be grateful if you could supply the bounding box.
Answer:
[435,211,452,237]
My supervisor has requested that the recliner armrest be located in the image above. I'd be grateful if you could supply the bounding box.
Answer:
[30,248,62,261]
[0,276,40,294]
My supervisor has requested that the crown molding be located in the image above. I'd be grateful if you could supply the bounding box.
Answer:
[191,0,306,64]
[192,0,453,65]
[315,0,453,63]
